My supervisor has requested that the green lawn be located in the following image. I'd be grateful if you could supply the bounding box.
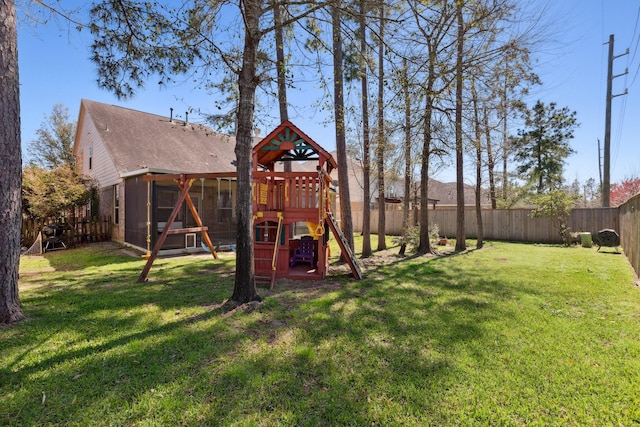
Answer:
[2,240,640,426]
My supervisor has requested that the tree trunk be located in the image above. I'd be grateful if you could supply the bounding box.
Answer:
[501,64,508,201]
[471,79,483,249]
[274,1,288,125]
[274,0,293,250]
[359,0,372,258]
[231,0,261,304]
[484,105,497,209]
[454,1,466,252]
[417,80,434,255]
[332,1,355,253]
[376,4,386,251]
[0,0,25,324]
[399,58,411,256]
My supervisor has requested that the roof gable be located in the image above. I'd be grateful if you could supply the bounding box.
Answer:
[254,120,337,172]
[76,99,238,176]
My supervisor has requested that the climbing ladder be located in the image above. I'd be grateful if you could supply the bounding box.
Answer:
[254,215,283,289]
[325,212,362,280]
[269,215,284,289]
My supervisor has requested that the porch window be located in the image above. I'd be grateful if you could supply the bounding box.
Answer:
[217,186,233,223]
[113,184,119,225]
[157,187,184,231]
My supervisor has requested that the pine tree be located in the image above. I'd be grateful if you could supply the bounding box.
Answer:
[0,0,25,324]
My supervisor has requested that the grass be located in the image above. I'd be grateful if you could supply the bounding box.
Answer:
[2,239,640,426]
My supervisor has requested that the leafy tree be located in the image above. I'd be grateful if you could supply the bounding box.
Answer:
[0,0,25,324]
[22,165,96,221]
[610,176,640,206]
[22,103,93,225]
[27,103,76,169]
[583,177,601,207]
[513,100,578,193]
[530,189,580,245]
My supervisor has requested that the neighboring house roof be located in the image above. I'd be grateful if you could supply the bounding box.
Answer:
[74,99,238,176]
[425,179,480,206]
[298,151,488,206]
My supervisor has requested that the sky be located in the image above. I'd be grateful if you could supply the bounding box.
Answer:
[16,1,640,187]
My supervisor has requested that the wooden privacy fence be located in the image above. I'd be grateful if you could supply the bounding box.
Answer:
[352,205,640,278]
[21,216,112,248]
[619,195,640,278]
[352,207,620,244]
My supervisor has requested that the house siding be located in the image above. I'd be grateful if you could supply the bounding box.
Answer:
[77,107,121,188]
[77,105,124,241]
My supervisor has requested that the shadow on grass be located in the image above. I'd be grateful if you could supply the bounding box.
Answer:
[6,241,627,425]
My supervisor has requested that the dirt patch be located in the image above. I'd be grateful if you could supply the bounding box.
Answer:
[262,246,439,297]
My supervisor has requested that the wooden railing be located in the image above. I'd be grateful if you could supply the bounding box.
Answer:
[253,171,331,214]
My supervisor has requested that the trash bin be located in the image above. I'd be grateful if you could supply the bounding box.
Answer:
[580,232,592,248]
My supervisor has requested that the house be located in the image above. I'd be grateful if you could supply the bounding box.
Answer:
[73,99,240,254]
[74,100,361,283]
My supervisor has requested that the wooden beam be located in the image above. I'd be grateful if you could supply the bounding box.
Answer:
[166,226,208,235]
[138,176,194,282]
[143,172,237,182]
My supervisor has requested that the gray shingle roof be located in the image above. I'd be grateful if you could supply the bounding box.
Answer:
[81,99,238,175]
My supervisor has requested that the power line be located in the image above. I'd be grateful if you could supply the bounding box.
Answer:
[628,5,640,87]
[629,5,640,64]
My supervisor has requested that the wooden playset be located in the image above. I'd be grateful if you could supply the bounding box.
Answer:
[137,120,361,287]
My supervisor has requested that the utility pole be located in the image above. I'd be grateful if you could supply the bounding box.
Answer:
[602,34,628,207]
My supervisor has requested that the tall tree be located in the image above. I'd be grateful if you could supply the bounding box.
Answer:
[405,0,456,255]
[375,2,386,251]
[470,78,484,249]
[512,100,578,194]
[331,0,355,253]
[0,0,25,324]
[453,0,466,251]
[491,46,539,204]
[358,0,372,257]
[231,0,263,303]
[27,103,76,169]
[272,0,294,254]
[399,57,411,256]
[273,0,289,125]
[483,104,497,208]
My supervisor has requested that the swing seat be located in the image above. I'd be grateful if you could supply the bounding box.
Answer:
[290,236,315,267]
